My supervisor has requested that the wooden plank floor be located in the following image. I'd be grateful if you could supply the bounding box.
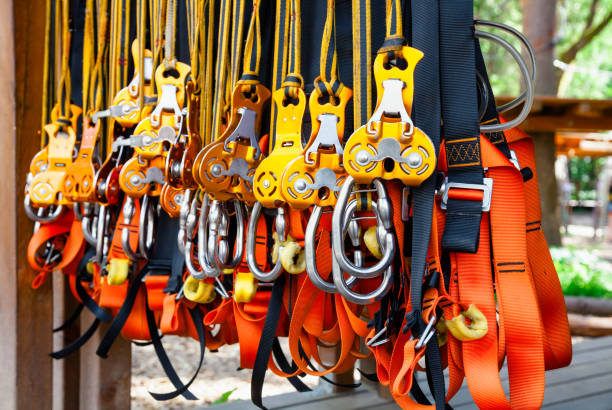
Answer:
[206,336,612,409]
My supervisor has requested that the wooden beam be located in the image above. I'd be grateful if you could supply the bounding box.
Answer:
[496,96,612,132]
[0,0,55,409]
[0,0,19,408]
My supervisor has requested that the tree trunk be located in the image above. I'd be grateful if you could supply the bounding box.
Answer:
[522,0,562,246]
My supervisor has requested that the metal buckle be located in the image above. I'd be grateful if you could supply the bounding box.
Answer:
[440,177,493,212]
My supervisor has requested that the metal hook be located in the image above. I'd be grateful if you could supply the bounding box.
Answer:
[475,30,534,133]
[474,20,536,113]
[24,194,64,223]
[81,202,98,246]
[95,205,111,265]
[214,200,245,270]
[331,177,395,278]
[138,195,157,259]
[121,197,141,260]
[246,202,284,282]
[177,189,192,255]
[197,196,223,278]
[184,195,208,279]
[305,205,357,293]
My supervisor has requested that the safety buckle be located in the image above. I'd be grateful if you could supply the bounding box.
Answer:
[440,177,493,212]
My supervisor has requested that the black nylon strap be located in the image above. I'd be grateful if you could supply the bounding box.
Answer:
[251,275,286,409]
[145,301,206,401]
[96,266,147,358]
[53,303,84,333]
[439,0,484,254]
[407,0,447,408]
[50,318,100,359]
[75,271,113,322]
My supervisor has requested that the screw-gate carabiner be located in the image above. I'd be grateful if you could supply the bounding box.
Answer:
[213,200,245,270]
[305,205,358,293]
[80,202,98,246]
[332,177,395,278]
[138,194,157,259]
[246,202,284,282]
[24,194,64,223]
[196,196,224,278]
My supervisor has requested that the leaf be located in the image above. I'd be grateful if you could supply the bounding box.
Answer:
[211,388,237,405]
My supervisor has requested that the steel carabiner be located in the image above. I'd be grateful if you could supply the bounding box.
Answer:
[213,200,245,270]
[138,194,157,259]
[246,202,284,282]
[331,177,395,278]
[305,205,357,293]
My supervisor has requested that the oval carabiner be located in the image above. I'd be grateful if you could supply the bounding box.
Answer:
[184,195,208,279]
[246,202,283,282]
[475,29,533,133]
[474,20,536,114]
[24,194,64,223]
[331,176,395,278]
[95,204,111,265]
[138,194,157,259]
[121,197,141,260]
[214,200,245,270]
[333,261,393,305]
[81,202,98,246]
[177,189,193,255]
[197,196,223,278]
[305,205,357,293]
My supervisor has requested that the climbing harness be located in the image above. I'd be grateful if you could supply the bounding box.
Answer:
[24,0,572,408]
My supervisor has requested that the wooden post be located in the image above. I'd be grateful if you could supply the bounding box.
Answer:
[3,1,133,409]
[0,1,56,409]
[522,0,562,246]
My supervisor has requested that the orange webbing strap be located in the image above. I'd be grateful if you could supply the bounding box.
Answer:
[488,136,546,409]
[98,198,142,309]
[204,296,239,348]
[233,211,275,369]
[234,290,273,369]
[28,211,85,288]
[430,206,465,401]
[284,237,360,377]
[452,215,510,409]
[504,125,572,370]
[159,294,201,339]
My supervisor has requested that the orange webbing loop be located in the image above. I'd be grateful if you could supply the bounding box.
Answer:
[437,135,546,408]
[160,294,201,340]
[504,124,572,370]
[488,152,546,409]
[120,286,153,341]
[28,211,86,288]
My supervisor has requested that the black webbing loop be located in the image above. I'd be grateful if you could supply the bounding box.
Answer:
[145,299,206,401]
[251,275,311,409]
[408,0,447,408]
[95,266,147,358]
[50,318,101,359]
[439,0,484,254]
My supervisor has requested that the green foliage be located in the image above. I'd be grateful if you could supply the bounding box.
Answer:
[567,156,607,200]
[211,388,237,405]
[550,247,612,299]
[474,0,612,99]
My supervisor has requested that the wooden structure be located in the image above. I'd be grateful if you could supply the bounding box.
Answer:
[211,336,612,410]
[1,2,132,409]
[0,1,610,408]
[498,96,612,134]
